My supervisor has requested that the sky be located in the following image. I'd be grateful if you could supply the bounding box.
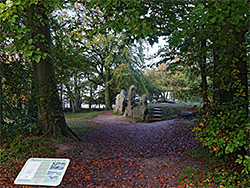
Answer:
[145,37,166,68]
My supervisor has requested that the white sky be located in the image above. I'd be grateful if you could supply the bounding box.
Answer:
[145,37,166,67]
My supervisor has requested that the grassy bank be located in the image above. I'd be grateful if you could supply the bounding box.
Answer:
[148,102,200,120]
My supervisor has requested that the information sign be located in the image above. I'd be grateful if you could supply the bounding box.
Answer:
[14,158,70,187]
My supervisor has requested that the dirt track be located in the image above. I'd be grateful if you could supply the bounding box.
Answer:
[59,112,204,187]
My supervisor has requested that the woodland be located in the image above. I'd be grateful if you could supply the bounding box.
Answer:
[0,0,250,187]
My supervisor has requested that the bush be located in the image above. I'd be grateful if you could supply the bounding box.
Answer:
[194,101,250,175]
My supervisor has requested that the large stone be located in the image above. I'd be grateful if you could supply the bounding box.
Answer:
[118,89,127,114]
[115,85,148,121]
[127,85,136,116]
[114,89,127,114]
[132,107,141,118]
[113,94,120,113]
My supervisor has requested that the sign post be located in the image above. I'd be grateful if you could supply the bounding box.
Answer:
[14,158,70,187]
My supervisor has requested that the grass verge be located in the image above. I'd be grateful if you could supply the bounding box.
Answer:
[65,110,106,134]
[64,110,106,121]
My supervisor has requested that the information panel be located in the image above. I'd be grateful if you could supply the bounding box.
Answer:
[14,158,70,187]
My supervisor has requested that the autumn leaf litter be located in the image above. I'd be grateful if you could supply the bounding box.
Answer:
[52,112,207,187]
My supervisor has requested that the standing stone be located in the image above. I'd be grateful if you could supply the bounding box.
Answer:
[118,89,127,114]
[114,89,127,114]
[127,85,136,117]
[140,94,148,120]
[113,94,120,113]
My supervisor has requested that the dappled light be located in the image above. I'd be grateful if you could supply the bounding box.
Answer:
[0,0,249,187]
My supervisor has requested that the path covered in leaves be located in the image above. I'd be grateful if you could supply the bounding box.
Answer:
[58,112,202,187]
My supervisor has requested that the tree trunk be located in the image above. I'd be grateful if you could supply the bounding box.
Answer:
[213,45,220,104]
[27,79,37,119]
[213,23,248,156]
[59,83,63,108]
[78,90,82,110]
[27,3,80,140]
[213,24,248,110]
[0,66,3,130]
[89,84,93,109]
[231,27,248,116]
[72,72,80,113]
[105,67,111,110]
[200,40,208,106]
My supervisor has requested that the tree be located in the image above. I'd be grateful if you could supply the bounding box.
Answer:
[26,2,80,139]
[144,63,201,102]
[87,0,250,173]
[0,14,36,133]
[112,44,160,100]
[0,57,3,130]
[50,8,91,113]
[193,0,249,160]
[166,0,250,171]
[0,1,80,139]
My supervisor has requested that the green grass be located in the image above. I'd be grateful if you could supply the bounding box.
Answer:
[148,102,200,120]
[65,110,107,134]
[65,110,106,121]
[148,102,200,108]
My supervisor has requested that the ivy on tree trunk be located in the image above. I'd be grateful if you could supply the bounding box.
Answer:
[27,3,80,140]
[200,40,208,109]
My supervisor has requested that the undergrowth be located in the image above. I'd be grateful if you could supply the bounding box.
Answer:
[0,134,60,185]
[0,110,105,186]
[178,147,250,187]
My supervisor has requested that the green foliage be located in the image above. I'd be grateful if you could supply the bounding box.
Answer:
[1,109,36,135]
[179,147,250,187]
[0,46,37,136]
[195,104,248,153]
[51,10,91,111]
[165,0,250,176]
[145,64,201,102]
[94,0,250,179]
[194,99,250,174]
[0,0,53,63]
[0,134,59,177]
[112,63,159,100]
[52,3,158,108]
[236,155,250,174]
[178,166,211,187]
[85,0,175,44]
